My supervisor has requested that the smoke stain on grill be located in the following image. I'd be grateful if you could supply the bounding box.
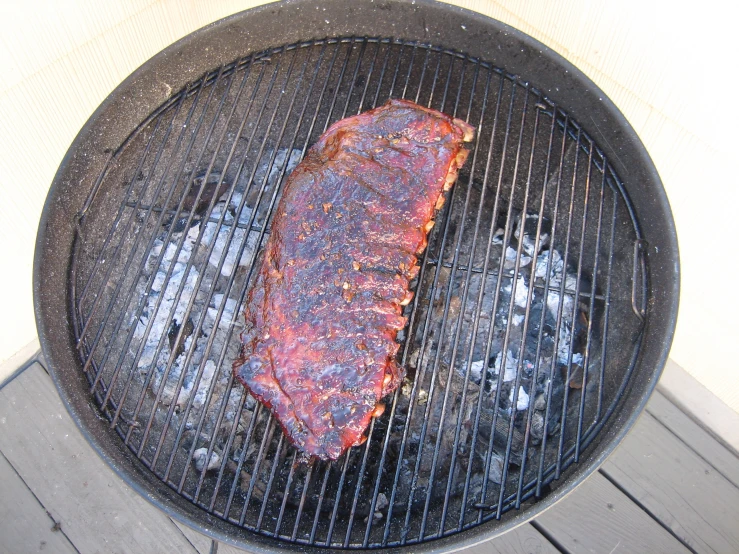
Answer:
[70,37,645,548]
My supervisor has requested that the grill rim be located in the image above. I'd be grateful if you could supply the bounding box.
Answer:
[33,1,679,552]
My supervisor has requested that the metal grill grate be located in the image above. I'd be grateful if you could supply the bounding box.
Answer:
[70,37,646,548]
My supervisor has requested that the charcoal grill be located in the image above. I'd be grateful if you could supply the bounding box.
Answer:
[34,1,679,551]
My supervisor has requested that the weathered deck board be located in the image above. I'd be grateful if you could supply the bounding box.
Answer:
[535,472,691,553]
[0,364,199,554]
[0,451,79,554]
[602,412,739,554]
[646,390,739,488]
[657,360,739,454]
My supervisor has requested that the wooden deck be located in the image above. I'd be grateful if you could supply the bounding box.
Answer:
[1,359,737,554]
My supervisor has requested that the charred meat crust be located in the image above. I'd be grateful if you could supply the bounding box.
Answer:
[233,99,474,460]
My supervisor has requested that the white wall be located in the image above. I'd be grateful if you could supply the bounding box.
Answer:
[1,0,737,412]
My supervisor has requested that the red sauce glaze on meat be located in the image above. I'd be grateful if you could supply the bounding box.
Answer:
[233,99,475,460]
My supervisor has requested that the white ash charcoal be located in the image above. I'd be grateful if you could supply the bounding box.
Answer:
[149,334,194,407]
[144,328,215,410]
[501,277,530,309]
[208,200,232,224]
[241,148,303,224]
[512,313,524,326]
[563,274,578,292]
[166,266,199,324]
[193,448,221,473]
[486,454,505,484]
[519,232,544,257]
[256,148,303,190]
[209,189,256,227]
[132,224,209,407]
[515,213,550,256]
[227,190,256,226]
[135,331,160,372]
[512,275,530,308]
[375,492,389,511]
[508,386,529,411]
[134,267,198,371]
[537,249,578,292]
[200,216,218,245]
[364,511,383,524]
[555,324,583,365]
[173,346,198,408]
[190,360,217,409]
[492,350,518,383]
[146,223,200,280]
[465,359,487,384]
[205,293,239,332]
[407,348,421,370]
[504,246,532,270]
[492,227,505,244]
[224,386,250,421]
[149,238,165,259]
[417,389,429,405]
[534,249,564,282]
[137,229,201,336]
[124,172,280,475]
[135,228,201,372]
[204,222,259,277]
[546,289,574,321]
[519,234,535,257]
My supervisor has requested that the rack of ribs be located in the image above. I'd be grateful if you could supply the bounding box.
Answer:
[233,99,475,460]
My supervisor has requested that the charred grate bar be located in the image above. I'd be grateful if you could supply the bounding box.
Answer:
[69,37,647,548]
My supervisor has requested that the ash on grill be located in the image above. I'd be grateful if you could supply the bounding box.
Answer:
[127,148,301,472]
[366,204,594,516]
[125,146,593,521]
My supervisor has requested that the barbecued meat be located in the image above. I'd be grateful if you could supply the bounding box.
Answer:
[233,99,474,460]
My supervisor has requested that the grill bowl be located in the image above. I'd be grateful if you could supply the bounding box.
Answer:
[34,1,679,551]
